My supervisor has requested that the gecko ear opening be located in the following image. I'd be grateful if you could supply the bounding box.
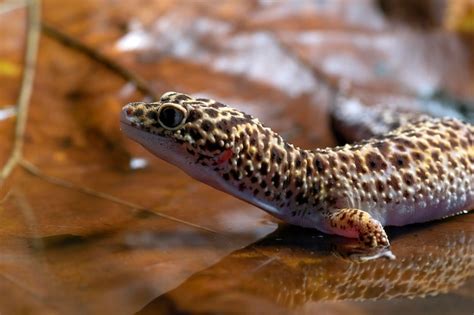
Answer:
[158,103,187,130]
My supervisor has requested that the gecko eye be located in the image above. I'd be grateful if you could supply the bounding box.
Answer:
[158,104,187,130]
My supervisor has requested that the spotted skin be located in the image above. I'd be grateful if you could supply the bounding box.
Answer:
[120,92,474,249]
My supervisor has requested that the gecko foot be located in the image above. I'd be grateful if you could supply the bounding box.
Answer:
[328,208,390,249]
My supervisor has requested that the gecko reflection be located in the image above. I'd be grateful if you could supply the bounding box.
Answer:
[139,216,473,312]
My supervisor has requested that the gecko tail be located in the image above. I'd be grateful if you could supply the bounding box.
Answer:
[330,96,428,143]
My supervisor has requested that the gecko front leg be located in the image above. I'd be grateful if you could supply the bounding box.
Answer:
[326,208,390,248]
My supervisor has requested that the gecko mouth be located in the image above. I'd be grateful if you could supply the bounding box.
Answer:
[120,106,139,127]
[120,106,155,145]
[120,108,130,125]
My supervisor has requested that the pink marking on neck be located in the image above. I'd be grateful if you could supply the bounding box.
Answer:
[216,148,233,165]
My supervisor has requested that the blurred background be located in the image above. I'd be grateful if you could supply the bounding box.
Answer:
[0,0,473,314]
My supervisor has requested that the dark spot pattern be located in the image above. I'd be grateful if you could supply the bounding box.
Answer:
[124,93,473,249]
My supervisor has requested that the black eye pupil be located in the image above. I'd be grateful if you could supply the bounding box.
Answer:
[159,106,184,128]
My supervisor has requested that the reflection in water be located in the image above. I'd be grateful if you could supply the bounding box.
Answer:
[139,215,474,313]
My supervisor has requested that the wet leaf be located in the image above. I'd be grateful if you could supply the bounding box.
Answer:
[0,1,472,314]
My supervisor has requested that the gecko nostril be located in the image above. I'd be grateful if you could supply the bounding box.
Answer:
[120,105,135,125]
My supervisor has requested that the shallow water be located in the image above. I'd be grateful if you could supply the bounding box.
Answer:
[141,218,473,314]
[1,198,472,314]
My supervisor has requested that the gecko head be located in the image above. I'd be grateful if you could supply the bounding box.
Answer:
[120,92,261,181]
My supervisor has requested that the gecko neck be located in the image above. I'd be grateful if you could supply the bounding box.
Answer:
[207,125,325,217]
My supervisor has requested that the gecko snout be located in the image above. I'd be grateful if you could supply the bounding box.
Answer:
[123,102,147,117]
[120,102,151,126]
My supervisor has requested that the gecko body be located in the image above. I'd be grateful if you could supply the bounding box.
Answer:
[120,92,474,249]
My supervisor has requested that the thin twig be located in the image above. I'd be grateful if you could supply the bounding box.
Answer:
[19,159,218,234]
[0,0,41,184]
[41,23,158,101]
